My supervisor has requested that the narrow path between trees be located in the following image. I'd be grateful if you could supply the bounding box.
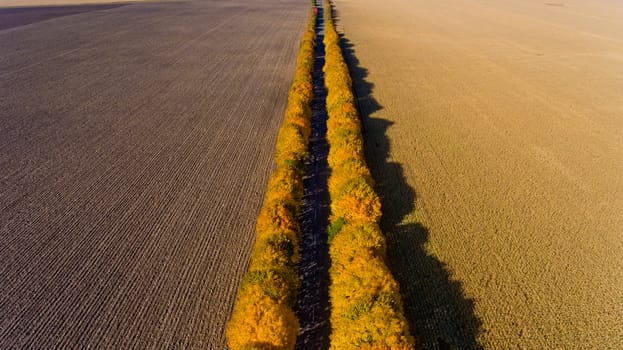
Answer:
[294,1,331,348]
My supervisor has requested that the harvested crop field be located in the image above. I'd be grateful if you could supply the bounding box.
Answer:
[0,2,128,31]
[334,0,623,348]
[0,0,308,348]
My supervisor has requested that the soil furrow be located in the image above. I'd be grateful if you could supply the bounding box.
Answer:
[0,0,308,348]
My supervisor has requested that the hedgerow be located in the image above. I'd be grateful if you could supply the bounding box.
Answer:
[226,8,317,350]
[322,1,415,348]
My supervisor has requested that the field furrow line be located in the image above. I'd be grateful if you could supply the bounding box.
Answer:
[1,0,311,348]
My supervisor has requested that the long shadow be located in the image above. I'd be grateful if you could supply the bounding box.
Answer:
[332,6,483,350]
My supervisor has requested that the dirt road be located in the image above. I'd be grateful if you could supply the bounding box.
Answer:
[0,0,307,348]
[334,0,623,348]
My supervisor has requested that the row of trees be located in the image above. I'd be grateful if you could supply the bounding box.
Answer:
[227,1,415,347]
[322,1,415,348]
[225,8,317,349]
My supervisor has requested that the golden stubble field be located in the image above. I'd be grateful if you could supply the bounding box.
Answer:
[334,0,623,348]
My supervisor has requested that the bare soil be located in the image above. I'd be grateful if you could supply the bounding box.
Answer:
[0,3,128,30]
[0,0,143,7]
[334,0,623,348]
[0,0,308,348]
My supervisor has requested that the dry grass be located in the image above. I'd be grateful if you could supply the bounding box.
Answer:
[333,0,623,348]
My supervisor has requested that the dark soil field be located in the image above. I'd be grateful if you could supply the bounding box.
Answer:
[0,0,308,348]
[0,3,126,30]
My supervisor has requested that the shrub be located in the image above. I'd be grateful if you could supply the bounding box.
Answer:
[331,176,382,222]
[327,158,372,195]
[226,284,299,349]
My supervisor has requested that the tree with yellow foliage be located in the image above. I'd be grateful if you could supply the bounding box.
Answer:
[323,1,415,348]
[226,9,317,350]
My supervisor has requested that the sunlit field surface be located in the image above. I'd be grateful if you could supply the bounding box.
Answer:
[334,0,623,348]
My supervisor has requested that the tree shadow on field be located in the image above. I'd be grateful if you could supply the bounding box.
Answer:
[331,5,483,350]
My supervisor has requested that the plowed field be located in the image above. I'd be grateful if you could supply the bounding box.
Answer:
[334,0,623,348]
[0,0,307,348]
